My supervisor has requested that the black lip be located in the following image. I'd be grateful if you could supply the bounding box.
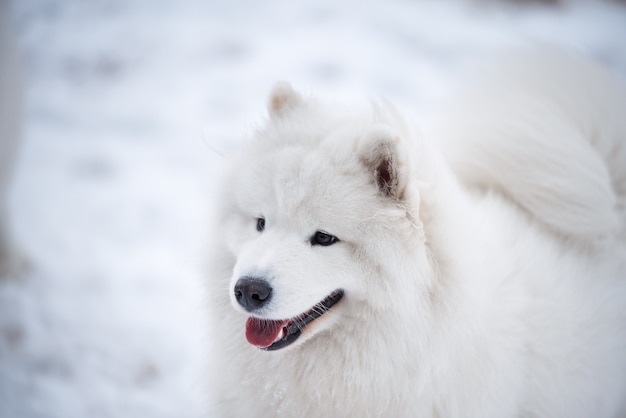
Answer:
[262,289,344,351]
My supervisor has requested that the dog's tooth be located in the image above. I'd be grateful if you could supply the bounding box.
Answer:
[275,327,285,342]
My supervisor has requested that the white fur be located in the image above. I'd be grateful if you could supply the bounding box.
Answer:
[206,51,626,417]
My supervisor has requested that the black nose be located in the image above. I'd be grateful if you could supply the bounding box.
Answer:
[234,277,273,312]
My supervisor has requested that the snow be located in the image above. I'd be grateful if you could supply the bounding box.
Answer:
[1,0,625,417]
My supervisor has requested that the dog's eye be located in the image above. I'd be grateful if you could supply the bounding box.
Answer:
[311,231,338,247]
[256,218,265,232]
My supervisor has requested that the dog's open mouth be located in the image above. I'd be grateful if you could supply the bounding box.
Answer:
[245,289,344,351]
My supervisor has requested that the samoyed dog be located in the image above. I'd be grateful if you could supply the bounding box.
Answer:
[207,50,626,417]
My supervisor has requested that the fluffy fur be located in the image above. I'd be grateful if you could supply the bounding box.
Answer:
[206,50,626,417]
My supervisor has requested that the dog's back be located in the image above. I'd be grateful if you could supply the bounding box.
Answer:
[423,51,626,416]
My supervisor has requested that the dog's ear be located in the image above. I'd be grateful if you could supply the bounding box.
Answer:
[357,124,409,200]
[267,82,303,119]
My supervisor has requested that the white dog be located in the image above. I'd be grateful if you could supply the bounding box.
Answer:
[206,50,626,417]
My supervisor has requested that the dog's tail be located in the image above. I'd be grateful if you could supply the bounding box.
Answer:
[431,49,626,242]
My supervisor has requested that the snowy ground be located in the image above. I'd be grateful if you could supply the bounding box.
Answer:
[1,0,625,417]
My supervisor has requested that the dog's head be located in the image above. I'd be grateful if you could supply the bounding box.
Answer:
[216,83,431,351]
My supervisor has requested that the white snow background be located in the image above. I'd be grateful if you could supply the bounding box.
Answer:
[1,0,625,417]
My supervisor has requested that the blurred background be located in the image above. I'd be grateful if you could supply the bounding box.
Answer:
[0,0,625,417]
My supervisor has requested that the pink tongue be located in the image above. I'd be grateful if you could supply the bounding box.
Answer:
[245,317,289,348]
